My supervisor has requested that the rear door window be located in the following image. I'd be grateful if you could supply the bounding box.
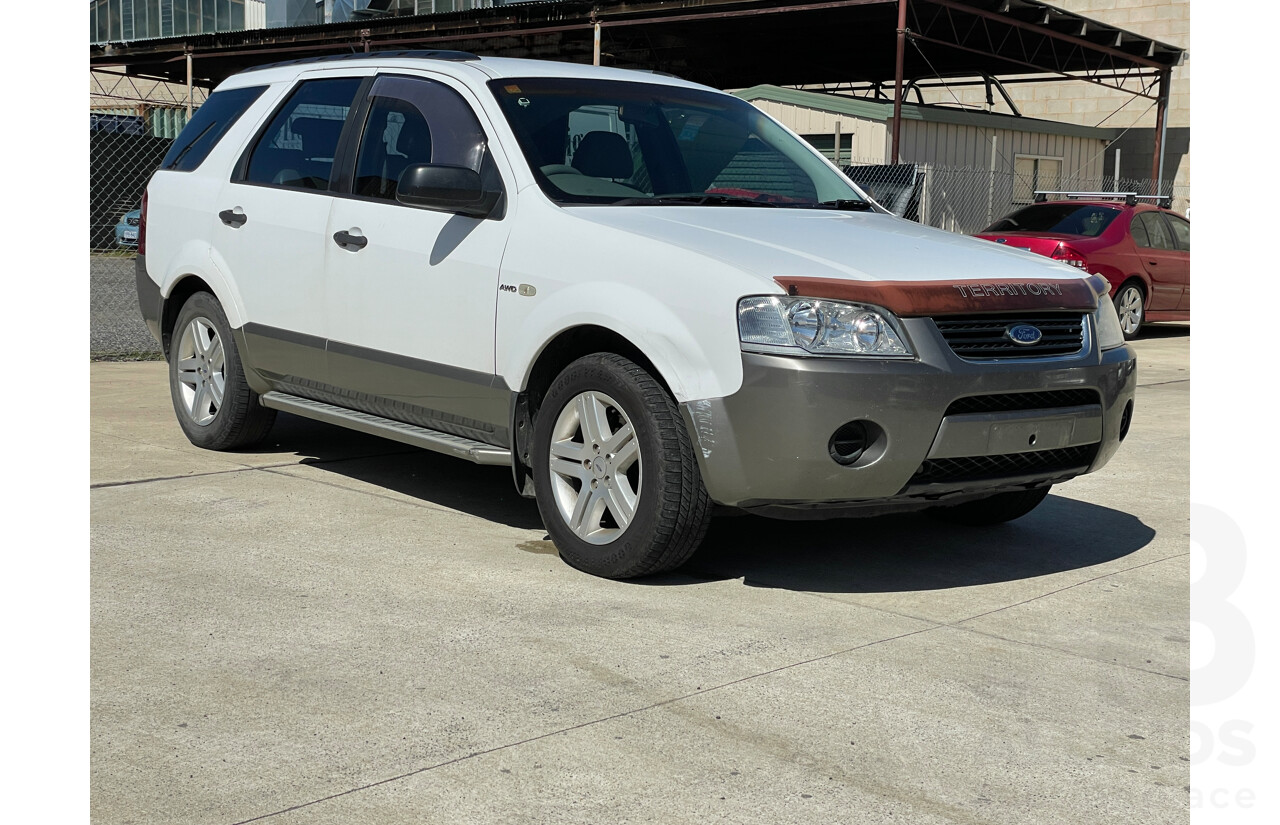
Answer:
[242,77,364,190]
[1134,212,1175,250]
[160,85,266,172]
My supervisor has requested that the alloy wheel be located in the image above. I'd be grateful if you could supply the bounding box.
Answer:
[547,390,642,544]
[1116,286,1143,336]
[174,316,226,426]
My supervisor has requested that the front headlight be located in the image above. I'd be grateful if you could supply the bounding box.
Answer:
[1093,297,1126,351]
[738,296,913,357]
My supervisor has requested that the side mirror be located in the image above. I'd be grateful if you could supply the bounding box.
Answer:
[396,164,501,219]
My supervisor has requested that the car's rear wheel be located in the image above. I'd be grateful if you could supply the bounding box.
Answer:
[930,486,1051,526]
[1114,282,1145,340]
[531,353,713,579]
[169,292,275,450]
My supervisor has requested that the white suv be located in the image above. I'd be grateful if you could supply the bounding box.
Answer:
[137,51,1136,578]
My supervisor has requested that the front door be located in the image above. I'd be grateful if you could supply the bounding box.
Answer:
[323,72,515,445]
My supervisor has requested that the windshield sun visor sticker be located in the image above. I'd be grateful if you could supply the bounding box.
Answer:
[677,114,708,141]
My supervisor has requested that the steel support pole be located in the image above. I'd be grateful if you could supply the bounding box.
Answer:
[1151,68,1170,194]
[185,51,193,118]
[891,0,908,164]
[594,22,601,66]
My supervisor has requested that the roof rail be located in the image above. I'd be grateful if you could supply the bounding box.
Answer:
[246,49,480,74]
[1033,191,1172,209]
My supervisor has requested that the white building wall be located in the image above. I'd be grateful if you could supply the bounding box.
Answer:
[246,0,267,29]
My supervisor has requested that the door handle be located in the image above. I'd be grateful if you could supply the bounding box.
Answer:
[218,208,247,228]
[333,230,368,250]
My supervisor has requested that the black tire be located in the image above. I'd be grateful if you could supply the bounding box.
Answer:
[168,292,276,450]
[531,353,713,579]
[931,486,1051,526]
[1113,281,1145,341]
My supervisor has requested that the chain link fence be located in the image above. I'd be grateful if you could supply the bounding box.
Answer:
[91,71,205,359]
[89,72,1189,360]
[845,161,1191,232]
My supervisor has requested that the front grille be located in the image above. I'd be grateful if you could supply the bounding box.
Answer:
[934,313,1086,359]
[944,389,1101,416]
[126,216,140,226]
[909,444,1099,485]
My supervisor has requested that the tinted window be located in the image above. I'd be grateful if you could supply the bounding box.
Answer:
[160,85,266,172]
[1130,214,1149,246]
[353,75,490,201]
[983,203,1119,236]
[1134,212,1175,250]
[244,77,363,190]
[1166,214,1191,251]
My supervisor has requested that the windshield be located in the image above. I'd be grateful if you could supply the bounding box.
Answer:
[984,203,1120,236]
[488,77,869,208]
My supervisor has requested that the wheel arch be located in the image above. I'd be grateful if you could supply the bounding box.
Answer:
[1117,275,1149,306]
[160,275,216,358]
[525,325,673,417]
[508,324,676,498]
[154,239,248,356]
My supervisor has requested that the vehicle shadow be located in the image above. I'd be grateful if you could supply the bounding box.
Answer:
[243,415,1154,591]
[1137,323,1190,340]
[242,412,543,530]
[654,494,1155,594]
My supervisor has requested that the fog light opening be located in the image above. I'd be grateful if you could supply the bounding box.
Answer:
[829,421,870,466]
[1119,400,1134,442]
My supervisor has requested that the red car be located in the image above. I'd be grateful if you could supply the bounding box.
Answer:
[975,196,1190,339]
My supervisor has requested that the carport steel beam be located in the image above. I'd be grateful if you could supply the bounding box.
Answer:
[920,0,1172,71]
[92,0,1182,185]
[91,1,1185,86]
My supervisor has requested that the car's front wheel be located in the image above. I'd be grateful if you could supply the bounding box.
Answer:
[1113,282,1145,340]
[531,353,713,579]
[168,292,275,450]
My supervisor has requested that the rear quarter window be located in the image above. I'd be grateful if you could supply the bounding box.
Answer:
[159,85,267,172]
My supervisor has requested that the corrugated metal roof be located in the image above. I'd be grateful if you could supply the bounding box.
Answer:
[735,84,1121,141]
[91,0,1186,95]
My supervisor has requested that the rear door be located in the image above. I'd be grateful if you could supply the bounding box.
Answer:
[322,72,515,443]
[1131,210,1186,311]
[212,71,370,390]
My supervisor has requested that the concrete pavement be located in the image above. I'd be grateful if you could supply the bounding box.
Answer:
[90,327,1190,824]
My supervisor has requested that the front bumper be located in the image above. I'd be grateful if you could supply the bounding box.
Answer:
[682,316,1136,514]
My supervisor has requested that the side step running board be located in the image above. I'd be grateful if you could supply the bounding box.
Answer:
[259,391,512,467]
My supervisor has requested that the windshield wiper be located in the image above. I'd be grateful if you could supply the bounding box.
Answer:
[814,199,875,211]
[609,194,779,207]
